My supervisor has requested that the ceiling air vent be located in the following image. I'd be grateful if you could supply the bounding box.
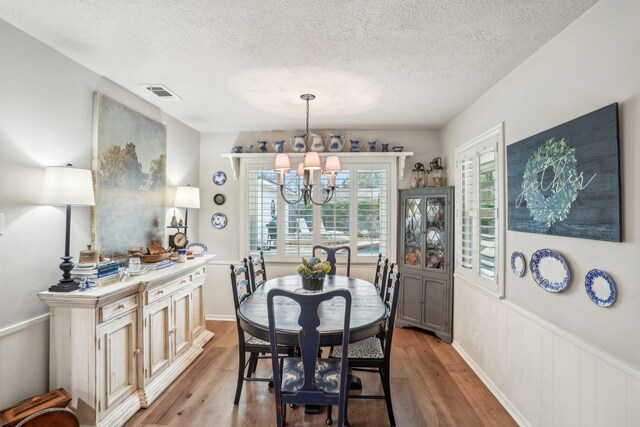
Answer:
[143,84,181,100]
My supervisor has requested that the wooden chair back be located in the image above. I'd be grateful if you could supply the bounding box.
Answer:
[248,251,267,291]
[312,245,351,276]
[381,270,401,361]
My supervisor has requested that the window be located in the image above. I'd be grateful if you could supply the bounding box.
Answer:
[455,124,505,297]
[243,157,396,263]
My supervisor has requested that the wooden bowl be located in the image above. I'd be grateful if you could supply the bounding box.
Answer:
[138,252,172,263]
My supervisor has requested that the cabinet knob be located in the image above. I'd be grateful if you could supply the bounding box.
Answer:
[169,329,175,335]
[181,279,187,285]
[134,348,140,354]
[158,290,164,295]
[117,303,125,309]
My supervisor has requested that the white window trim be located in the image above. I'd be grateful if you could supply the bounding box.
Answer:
[454,123,506,299]
[239,155,398,264]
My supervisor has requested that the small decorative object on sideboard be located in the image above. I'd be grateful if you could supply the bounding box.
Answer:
[297,256,331,292]
[79,244,99,265]
[170,210,178,227]
[428,157,446,186]
[186,242,208,257]
[410,162,427,188]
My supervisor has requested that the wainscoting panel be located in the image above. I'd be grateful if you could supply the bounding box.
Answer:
[0,315,49,408]
[453,278,640,427]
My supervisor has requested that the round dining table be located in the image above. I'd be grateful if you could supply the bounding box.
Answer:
[237,274,387,347]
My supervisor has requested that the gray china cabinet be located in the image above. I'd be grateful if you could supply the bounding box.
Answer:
[396,187,454,343]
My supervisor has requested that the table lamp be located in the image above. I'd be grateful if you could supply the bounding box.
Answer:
[174,185,200,241]
[41,164,95,292]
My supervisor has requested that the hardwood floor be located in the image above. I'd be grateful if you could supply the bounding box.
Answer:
[125,321,516,426]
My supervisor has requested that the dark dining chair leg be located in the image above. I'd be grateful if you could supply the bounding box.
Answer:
[275,402,284,427]
[246,353,254,378]
[381,367,396,426]
[325,405,333,425]
[234,349,246,405]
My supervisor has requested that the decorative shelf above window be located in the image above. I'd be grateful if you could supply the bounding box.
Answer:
[221,152,414,181]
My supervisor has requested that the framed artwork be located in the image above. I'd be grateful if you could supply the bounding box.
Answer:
[92,93,167,256]
[507,103,620,242]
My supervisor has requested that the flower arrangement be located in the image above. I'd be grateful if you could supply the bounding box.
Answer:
[297,257,331,291]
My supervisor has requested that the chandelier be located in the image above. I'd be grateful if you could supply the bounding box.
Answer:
[273,94,341,205]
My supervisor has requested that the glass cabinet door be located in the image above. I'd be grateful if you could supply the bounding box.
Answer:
[425,196,446,270]
[403,197,423,267]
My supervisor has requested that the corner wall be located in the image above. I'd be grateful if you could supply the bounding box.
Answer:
[0,19,200,408]
[440,0,640,424]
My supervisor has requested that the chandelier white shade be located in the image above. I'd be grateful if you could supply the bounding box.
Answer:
[274,153,291,172]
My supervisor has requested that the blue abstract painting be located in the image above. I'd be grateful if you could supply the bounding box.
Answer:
[507,103,620,242]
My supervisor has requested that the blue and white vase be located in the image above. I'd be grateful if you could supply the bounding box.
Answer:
[310,134,325,152]
[381,143,389,152]
[272,140,285,153]
[257,140,268,153]
[350,140,360,152]
[290,135,306,152]
[328,135,344,152]
[245,144,254,153]
[367,140,377,152]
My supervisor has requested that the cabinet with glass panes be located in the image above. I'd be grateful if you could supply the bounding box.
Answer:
[397,187,454,343]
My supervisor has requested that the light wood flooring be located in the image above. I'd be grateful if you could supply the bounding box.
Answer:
[125,321,516,426]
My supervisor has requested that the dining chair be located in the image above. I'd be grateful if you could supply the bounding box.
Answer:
[230,260,293,405]
[313,245,351,277]
[373,254,390,300]
[248,250,267,292]
[267,288,352,427]
[332,270,401,426]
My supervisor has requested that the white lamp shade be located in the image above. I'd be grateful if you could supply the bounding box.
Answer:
[41,166,95,206]
[303,152,322,170]
[324,156,342,174]
[296,162,305,176]
[174,185,201,209]
[274,153,291,172]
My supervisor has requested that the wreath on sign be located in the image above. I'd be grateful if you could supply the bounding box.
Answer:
[522,138,579,228]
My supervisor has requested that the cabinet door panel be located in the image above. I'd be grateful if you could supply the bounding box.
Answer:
[98,311,137,419]
[191,282,205,338]
[399,274,423,324]
[402,197,424,269]
[147,298,171,382]
[423,278,446,331]
[173,288,192,359]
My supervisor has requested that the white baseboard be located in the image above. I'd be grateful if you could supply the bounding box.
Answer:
[0,313,49,338]
[206,314,235,322]
[452,341,530,427]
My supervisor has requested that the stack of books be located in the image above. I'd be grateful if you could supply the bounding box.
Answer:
[141,259,174,270]
[71,260,124,287]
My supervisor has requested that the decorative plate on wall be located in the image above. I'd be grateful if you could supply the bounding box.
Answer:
[211,212,228,229]
[186,242,208,257]
[510,251,526,277]
[529,249,571,293]
[584,269,616,307]
[213,193,226,205]
[212,171,227,186]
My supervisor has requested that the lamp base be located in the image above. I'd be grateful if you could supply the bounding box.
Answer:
[48,256,80,292]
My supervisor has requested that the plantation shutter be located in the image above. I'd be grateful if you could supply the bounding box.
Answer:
[458,153,475,271]
[356,168,389,256]
[320,170,351,248]
[478,142,497,280]
[248,169,279,254]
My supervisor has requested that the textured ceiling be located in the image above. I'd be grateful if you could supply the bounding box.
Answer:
[0,0,597,132]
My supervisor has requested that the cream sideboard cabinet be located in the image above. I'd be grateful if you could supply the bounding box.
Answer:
[38,255,215,427]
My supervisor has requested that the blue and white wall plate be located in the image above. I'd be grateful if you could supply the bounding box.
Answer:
[510,251,526,277]
[585,269,616,307]
[529,249,571,293]
[211,212,228,229]
[186,242,208,257]
[212,171,227,186]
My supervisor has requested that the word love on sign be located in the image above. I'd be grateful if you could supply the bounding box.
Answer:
[507,103,620,242]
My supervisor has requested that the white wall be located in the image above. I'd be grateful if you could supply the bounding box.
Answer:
[199,130,441,319]
[441,0,640,424]
[0,19,200,408]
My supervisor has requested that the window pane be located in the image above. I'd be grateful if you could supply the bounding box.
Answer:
[460,158,474,269]
[357,169,388,256]
[283,167,313,256]
[479,150,496,279]
[248,170,278,255]
[320,171,351,249]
